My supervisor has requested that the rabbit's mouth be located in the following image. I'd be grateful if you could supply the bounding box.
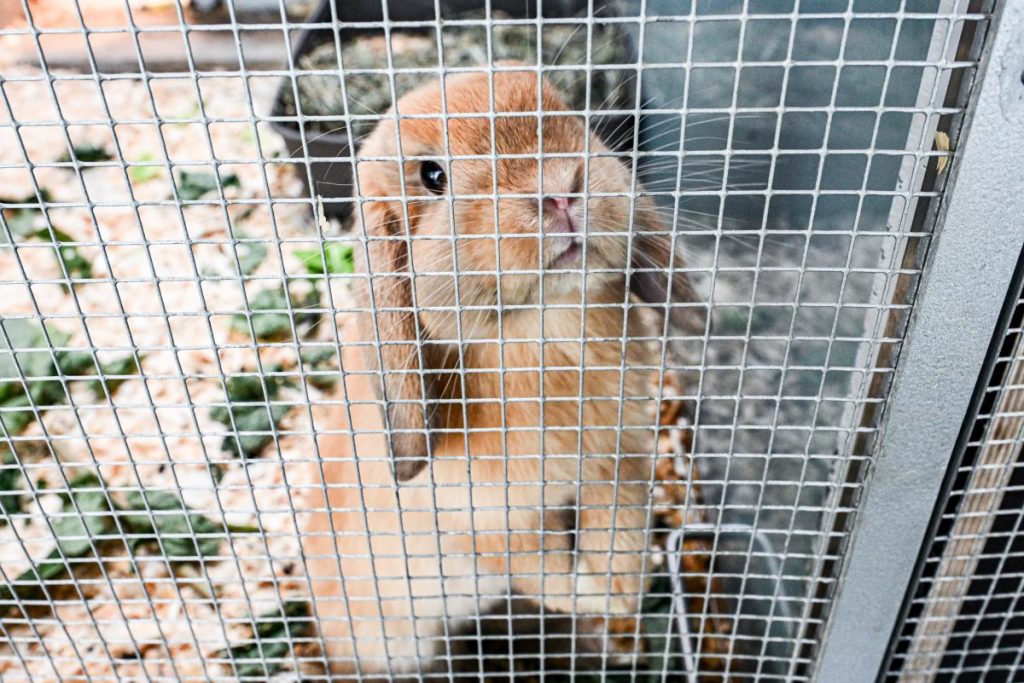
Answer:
[546,238,583,270]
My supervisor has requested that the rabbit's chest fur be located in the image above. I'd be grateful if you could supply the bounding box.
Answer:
[446,301,661,478]
[305,292,665,676]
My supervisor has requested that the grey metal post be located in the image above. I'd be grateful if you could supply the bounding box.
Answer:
[812,2,1024,681]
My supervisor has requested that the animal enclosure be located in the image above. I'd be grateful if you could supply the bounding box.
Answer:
[0,0,1021,681]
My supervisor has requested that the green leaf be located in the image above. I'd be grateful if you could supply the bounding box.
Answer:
[0,448,22,519]
[1,190,51,241]
[4,209,39,238]
[223,373,277,405]
[0,473,111,609]
[220,403,291,459]
[0,194,92,284]
[176,170,241,201]
[0,394,36,436]
[1,319,60,395]
[300,347,338,390]
[28,375,66,405]
[230,287,290,341]
[2,194,91,285]
[0,469,260,613]
[217,601,312,679]
[300,347,334,366]
[27,549,72,583]
[51,494,109,557]
[0,320,71,433]
[235,233,267,276]
[60,143,113,163]
[86,354,141,397]
[120,488,242,561]
[0,549,67,608]
[56,350,98,378]
[229,285,321,342]
[34,227,92,284]
[211,374,293,459]
[294,242,354,275]
[129,152,162,184]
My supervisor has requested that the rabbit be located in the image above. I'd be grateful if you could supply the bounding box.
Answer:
[300,68,704,678]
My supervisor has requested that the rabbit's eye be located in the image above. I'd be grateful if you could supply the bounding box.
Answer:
[419,161,447,194]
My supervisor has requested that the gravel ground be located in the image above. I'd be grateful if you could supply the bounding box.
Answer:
[0,67,337,681]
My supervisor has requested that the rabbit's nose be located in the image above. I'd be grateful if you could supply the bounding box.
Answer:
[543,196,579,234]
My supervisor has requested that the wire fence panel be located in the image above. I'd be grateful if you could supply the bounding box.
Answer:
[884,263,1024,683]
[0,0,995,681]
[815,2,1024,679]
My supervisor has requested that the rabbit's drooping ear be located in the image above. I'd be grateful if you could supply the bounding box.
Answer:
[357,200,436,483]
[628,196,708,339]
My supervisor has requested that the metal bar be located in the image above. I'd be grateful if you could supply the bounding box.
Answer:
[899,326,1024,681]
[811,2,1024,681]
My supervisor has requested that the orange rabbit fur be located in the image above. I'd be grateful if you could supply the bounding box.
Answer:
[301,69,702,676]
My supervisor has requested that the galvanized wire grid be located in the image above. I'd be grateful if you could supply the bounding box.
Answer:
[0,0,990,681]
[885,273,1024,683]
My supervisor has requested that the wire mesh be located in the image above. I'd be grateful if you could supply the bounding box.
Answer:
[0,0,991,680]
[885,257,1024,683]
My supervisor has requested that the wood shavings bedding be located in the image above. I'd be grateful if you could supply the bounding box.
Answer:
[0,67,331,681]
